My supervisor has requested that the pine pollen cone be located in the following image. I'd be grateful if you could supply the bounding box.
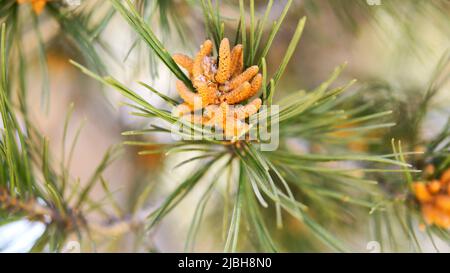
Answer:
[413,167,450,229]
[17,0,48,14]
[172,38,263,139]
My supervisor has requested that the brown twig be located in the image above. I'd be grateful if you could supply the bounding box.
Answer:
[0,187,145,237]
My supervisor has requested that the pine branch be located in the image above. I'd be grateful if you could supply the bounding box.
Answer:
[71,1,423,252]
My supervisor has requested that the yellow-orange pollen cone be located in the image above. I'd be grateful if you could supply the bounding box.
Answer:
[17,0,47,15]
[413,168,450,229]
[172,38,263,139]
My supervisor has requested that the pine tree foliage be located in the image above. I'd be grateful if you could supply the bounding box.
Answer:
[0,0,449,252]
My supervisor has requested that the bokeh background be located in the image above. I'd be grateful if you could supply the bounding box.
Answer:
[0,0,449,252]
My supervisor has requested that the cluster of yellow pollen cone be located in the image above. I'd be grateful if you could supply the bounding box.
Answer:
[172,38,263,139]
[17,0,48,14]
[413,167,450,229]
